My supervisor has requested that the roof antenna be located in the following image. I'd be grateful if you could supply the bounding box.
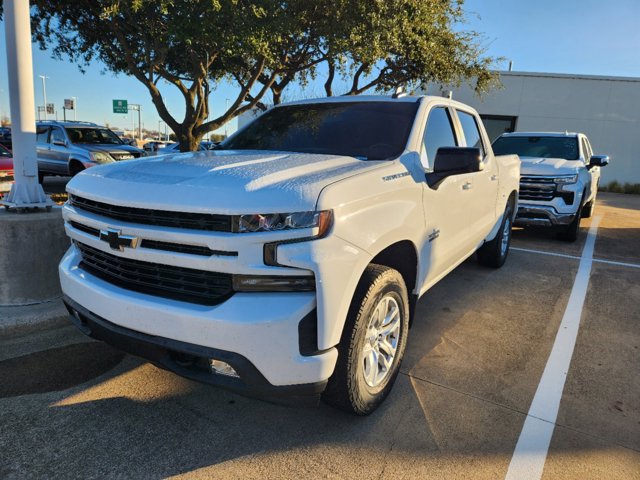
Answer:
[392,86,407,98]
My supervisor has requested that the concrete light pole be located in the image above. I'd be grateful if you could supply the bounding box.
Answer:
[2,0,51,209]
[38,75,48,120]
[72,96,77,120]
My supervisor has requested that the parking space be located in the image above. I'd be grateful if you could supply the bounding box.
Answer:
[0,193,638,479]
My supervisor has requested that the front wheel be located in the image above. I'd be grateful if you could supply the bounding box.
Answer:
[557,202,583,242]
[322,264,409,415]
[477,201,514,268]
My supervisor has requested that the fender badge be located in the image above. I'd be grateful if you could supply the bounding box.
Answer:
[382,172,410,182]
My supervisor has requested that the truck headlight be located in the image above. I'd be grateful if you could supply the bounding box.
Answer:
[236,210,332,235]
[553,174,578,184]
[89,151,114,164]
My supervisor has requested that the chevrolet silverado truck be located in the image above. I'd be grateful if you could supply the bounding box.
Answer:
[60,95,519,415]
[493,132,608,241]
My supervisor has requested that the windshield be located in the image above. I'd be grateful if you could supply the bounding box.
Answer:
[65,127,123,145]
[223,102,419,160]
[493,135,579,160]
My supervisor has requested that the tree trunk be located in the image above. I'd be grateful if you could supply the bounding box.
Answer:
[177,129,201,152]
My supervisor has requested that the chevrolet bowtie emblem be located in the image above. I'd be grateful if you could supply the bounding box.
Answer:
[99,228,139,251]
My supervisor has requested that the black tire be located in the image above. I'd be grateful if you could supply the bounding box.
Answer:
[477,200,514,268]
[38,171,45,184]
[557,202,583,242]
[69,162,85,176]
[582,191,596,218]
[322,264,409,415]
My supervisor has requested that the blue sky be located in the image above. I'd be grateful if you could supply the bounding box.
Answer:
[1,0,638,134]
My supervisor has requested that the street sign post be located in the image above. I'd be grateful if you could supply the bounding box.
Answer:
[113,99,128,114]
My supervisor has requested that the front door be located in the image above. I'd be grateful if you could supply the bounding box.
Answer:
[418,106,478,291]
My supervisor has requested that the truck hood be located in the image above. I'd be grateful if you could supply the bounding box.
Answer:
[519,156,582,177]
[67,150,387,213]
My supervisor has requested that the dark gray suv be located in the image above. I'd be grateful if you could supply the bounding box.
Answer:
[36,121,144,182]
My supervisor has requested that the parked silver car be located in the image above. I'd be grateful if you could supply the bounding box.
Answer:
[36,121,145,182]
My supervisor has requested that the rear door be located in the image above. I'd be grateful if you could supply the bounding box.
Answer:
[48,127,71,174]
[454,109,500,240]
[36,126,53,173]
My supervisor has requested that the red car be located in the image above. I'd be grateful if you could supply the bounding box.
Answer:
[0,144,14,198]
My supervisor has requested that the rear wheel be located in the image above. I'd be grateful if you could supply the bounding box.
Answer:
[322,264,409,415]
[477,200,514,268]
[37,171,45,184]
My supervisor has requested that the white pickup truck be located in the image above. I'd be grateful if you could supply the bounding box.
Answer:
[60,95,519,414]
[492,132,609,241]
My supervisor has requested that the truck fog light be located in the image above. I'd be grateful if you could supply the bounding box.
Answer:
[209,359,239,378]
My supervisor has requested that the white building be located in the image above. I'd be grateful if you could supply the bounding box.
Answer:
[426,71,640,184]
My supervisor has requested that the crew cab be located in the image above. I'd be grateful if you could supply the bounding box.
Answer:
[493,132,609,241]
[36,121,144,183]
[59,96,519,414]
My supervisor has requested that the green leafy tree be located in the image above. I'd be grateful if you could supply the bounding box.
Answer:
[24,0,498,151]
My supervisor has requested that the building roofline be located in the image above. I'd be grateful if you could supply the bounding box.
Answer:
[498,70,640,83]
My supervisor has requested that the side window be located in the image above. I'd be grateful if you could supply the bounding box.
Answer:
[50,127,66,145]
[457,111,485,157]
[581,137,592,161]
[36,127,50,143]
[421,107,458,170]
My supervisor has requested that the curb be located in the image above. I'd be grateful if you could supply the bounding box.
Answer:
[0,297,70,338]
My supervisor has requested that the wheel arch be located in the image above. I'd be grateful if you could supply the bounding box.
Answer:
[369,240,418,326]
[68,158,86,176]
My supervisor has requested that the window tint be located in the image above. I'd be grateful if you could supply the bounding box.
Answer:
[421,107,457,169]
[457,111,484,156]
[50,127,66,144]
[223,102,419,160]
[36,127,49,143]
[492,136,579,160]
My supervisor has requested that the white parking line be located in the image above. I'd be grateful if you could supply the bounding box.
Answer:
[511,246,640,269]
[505,216,602,480]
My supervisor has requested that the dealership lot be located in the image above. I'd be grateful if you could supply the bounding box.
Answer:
[0,193,638,479]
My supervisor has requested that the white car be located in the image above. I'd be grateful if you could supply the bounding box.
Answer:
[493,132,609,241]
[59,95,520,414]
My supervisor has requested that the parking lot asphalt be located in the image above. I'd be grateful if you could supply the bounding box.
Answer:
[0,192,638,479]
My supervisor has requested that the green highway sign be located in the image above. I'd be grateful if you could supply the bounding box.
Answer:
[112,99,128,114]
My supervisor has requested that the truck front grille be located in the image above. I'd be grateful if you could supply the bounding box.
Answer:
[519,176,575,204]
[69,194,233,232]
[75,242,234,306]
[519,176,556,201]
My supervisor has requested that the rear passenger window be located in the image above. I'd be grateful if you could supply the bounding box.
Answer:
[457,111,485,157]
[36,127,49,143]
[421,107,458,170]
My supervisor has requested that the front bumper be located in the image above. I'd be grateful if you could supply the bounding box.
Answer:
[63,296,327,405]
[59,245,338,392]
[515,204,577,227]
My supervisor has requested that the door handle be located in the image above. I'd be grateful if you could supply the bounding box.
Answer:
[490,174,498,181]
[462,181,473,190]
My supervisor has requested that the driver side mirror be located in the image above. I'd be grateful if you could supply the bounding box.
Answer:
[589,155,609,168]
[52,140,67,147]
[427,147,482,188]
